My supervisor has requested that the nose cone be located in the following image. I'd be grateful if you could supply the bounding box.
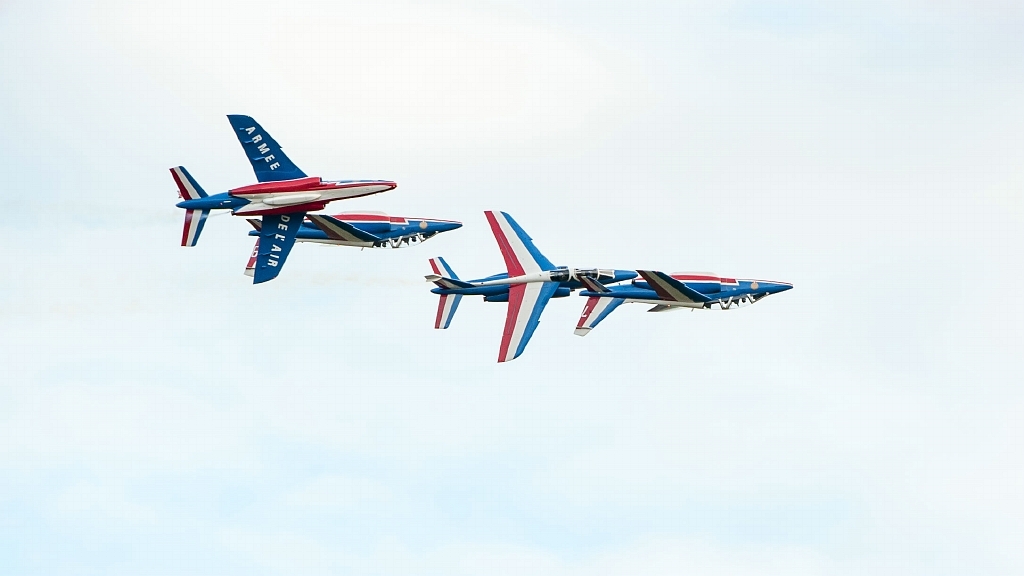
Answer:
[437,220,463,233]
[764,281,793,294]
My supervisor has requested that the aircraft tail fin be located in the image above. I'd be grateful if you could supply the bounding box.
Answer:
[180,209,210,247]
[172,166,210,247]
[226,115,306,182]
[484,211,556,275]
[434,294,463,329]
[427,257,465,328]
[429,257,459,279]
[426,257,472,289]
[575,296,624,336]
[170,166,207,200]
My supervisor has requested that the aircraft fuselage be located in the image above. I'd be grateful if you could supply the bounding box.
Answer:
[431,267,638,299]
[176,177,397,216]
[582,274,792,309]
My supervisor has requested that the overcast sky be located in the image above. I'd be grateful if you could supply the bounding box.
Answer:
[2,1,1024,574]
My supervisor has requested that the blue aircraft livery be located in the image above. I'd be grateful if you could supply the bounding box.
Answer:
[173,114,405,283]
[574,271,793,335]
[426,211,637,363]
[243,212,462,277]
[226,114,306,182]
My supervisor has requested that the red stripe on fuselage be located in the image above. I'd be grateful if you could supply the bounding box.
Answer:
[229,177,322,195]
[485,211,525,277]
[670,274,720,282]
[230,179,397,196]
[330,213,390,222]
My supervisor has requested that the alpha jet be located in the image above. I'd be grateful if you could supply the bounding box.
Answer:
[426,211,637,362]
[243,212,462,276]
[173,114,396,283]
[574,270,793,336]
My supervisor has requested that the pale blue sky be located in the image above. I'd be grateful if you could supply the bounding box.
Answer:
[2,1,1024,574]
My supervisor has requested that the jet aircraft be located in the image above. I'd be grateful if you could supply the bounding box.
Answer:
[574,270,793,336]
[173,114,397,283]
[243,212,462,276]
[426,211,637,362]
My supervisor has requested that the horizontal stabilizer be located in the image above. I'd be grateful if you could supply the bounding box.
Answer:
[247,218,262,231]
[434,294,462,329]
[307,214,379,244]
[575,296,624,336]
[180,209,209,247]
[638,270,711,304]
[647,304,681,312]
[425,274,473,289]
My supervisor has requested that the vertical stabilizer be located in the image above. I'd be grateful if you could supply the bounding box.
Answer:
[429,257,459,280]
[170,166,207,200]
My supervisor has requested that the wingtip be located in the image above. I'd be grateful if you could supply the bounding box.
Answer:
[574,328,591,337]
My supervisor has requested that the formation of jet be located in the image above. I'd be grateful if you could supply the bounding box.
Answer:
[426,211,637,362]
[173,115,460,283]
[172,116,792,361]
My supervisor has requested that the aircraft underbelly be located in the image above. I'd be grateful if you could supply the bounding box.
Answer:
[624,298,703,309]
[319,184,394,200]
[295,238,373,247]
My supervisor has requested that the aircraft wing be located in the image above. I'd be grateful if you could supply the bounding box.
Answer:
[637,270,711,304]
[307,214,379,245]
[252,212,306,284]
[484,211,555,275]
[498,281,560,363]
[227,115,307,182]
